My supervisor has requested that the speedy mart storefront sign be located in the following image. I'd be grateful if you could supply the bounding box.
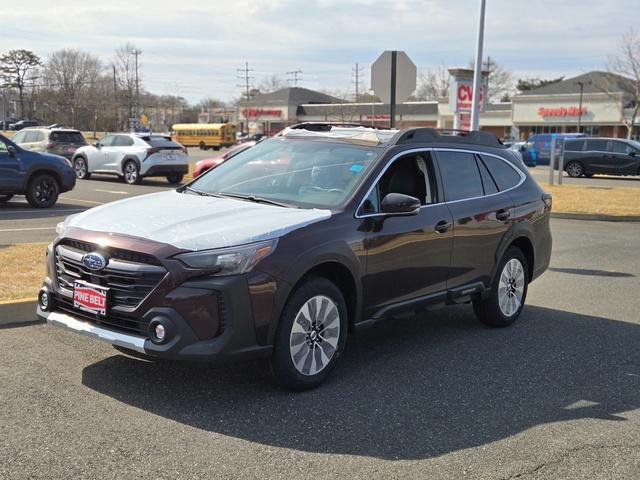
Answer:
[512,93,624,125]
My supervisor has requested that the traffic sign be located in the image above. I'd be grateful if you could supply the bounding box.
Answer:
[371,50,417,106]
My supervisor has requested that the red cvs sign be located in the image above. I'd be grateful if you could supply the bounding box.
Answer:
[457,84,484,111]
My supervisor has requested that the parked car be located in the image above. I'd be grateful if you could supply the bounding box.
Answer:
[72,133,189,184]
[38,127,552,390]
[11,127,88,159]
[563,137,640,177]
[519,133,586,166]
[0,133,76,207]
[193,141,257,178]
[9,120,39,131]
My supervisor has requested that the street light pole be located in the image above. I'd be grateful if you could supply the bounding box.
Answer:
[470,0,486,131]
[574,80,591,133]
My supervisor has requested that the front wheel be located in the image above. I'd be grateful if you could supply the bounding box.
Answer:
[565,161,584,178]
[473,247,529,327]
[270,277,348,390]
[0,194,14,203]
[166,174,184,184]
[73,156,91,179]
[26,174,60,208]
[122,160,141,185]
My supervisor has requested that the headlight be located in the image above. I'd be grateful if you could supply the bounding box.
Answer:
[174,239,277,275]
[56,214,78,236]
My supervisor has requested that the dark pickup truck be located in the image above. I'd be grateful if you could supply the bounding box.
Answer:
[563,137,640,178]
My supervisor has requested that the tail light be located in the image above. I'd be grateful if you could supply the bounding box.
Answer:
[147,147,160,155]
[542,192,552,211]
[182,146,188,154]
[46,142,54,149]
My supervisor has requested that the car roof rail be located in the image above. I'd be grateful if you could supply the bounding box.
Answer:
[390,128,504,148]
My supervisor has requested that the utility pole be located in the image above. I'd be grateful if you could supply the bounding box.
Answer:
[482,56,495,75]
[470,0,487,131]
[352,62,363,102]
[237,62,254,135]
[112,64,118,131]
[133,48,141,117]
[286,69,303,87]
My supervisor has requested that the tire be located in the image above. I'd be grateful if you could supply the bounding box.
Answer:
[199,141,206,150]
[166,174,184,184]
[473,247,529,328]
[565,161,584,178]
[26,173,60,208]
[270,276,348,390]
[73,156,91,179]
[0,194,14,203]
[122,160,141,185]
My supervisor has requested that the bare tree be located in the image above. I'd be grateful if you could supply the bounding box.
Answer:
[469,58,514,102]
[258,74,286,93]
[415,63,450,100]
[0,49,42,118]
[113,43,140,122]
[44,49,103,127]
[598,29,640,139]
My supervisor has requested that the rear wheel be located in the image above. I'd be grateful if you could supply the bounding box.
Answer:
[26,174,60,208]
[73,156,91,179]
[473,247,529,327]
[166,174,184,184]
[0,194,14,203]
[199,141,207,150]
[565,161,584,178]
[122,160,141,185]
[270,276,348,390]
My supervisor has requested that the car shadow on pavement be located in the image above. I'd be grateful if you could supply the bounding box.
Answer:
[82,305,640,460]
[549,267,635,278]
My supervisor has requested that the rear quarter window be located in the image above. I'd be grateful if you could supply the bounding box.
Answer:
[479,155,522,191]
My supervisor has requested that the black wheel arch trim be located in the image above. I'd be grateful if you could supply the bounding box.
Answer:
[24,167,63,191]
[490,223,536,287]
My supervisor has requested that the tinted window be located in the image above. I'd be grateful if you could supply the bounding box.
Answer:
[565,139,585,151]
[437,151,484,201]
[11,131,26,143]
[144,136,182,149]
[586,139,608,152]
[480,155,521,191]
[610,141,634,155]
[99,135,115,147]
[476,156,499,195]
[113,135,134,147]
[50,131,87,144]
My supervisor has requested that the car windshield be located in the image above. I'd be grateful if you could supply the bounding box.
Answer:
[188,137,380,208]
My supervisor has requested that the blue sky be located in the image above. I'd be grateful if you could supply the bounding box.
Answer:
[2,0,636,103]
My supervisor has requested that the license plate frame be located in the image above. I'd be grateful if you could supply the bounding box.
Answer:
[73,280,109,316]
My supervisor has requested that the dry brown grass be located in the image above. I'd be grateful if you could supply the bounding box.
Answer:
[542,183,640,217]
[0,243,48,301]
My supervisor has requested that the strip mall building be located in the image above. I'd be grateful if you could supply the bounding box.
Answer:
[200,71,637,139]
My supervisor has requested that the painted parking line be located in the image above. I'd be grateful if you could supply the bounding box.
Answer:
[58,197,104,205]
[0,227,56,232]
[95,189,128,194]
[0,208,86,215]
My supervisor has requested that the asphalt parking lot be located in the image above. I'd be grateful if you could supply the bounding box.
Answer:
[1,218,640,479]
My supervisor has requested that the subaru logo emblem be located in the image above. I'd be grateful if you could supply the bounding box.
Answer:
[82,252,107,271]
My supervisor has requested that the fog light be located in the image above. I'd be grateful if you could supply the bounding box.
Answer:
[39,290,50,311]
[154,324,166,341]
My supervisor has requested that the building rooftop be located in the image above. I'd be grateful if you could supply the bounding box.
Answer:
[249,87,341,106]
[517,71,636,96]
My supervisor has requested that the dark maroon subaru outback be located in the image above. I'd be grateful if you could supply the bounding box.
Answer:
[37,127,552,390]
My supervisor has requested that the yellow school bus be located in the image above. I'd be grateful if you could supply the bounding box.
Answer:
[171,123,236,150]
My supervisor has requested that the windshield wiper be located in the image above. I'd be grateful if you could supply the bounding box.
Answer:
[182,186,223,198]
[215,192,295,208]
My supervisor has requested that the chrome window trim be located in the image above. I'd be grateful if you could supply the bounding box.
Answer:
[354,147,526,219]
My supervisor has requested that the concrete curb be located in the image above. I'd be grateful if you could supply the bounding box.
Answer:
[0,298,40,327]
[551,212,640,222]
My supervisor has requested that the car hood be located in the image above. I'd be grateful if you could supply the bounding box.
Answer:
[65,190,332,251]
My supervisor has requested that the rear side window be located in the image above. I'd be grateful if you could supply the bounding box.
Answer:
[145,136,182,149]
[586,139,608,152]
[480,155,521,191]
[565,139,585,151]
[476,157,499,195]
[437,150,484,201]
[50,131,87,144]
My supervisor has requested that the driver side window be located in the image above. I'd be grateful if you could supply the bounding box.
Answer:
[99,135,115,147]
[361,153,436,215]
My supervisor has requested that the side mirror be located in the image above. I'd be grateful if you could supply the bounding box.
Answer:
[94,142,101,148]
[380,193,421,216]
[7,145,16,157]
[519,145,526,152]
[629,150,637,157]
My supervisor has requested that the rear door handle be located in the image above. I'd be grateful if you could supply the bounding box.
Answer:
[496,209,510,221]
[434,220,452,233]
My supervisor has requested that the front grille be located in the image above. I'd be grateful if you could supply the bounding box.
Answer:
[54,242,167,311]
[59,238,162,266]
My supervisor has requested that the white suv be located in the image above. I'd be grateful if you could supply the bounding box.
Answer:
[72,133,189,184]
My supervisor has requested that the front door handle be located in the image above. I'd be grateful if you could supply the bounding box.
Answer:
[434,220,452,233]
[496,209,510,222]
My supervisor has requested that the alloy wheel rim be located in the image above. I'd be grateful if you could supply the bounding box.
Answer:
[34,179,54,203]
[75,159,86,177]
[498,258,525,317]
[125,163,137,183]
[289,295,340,376]
[567,163,581,176]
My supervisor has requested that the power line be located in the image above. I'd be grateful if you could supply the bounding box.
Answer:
[286,69,303,86]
